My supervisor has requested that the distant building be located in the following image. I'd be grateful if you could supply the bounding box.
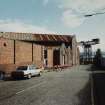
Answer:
[0,32,79,74]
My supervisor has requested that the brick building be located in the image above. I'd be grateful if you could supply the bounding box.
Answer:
[0,32,79,74]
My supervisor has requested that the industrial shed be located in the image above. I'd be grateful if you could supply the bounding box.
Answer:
[0,32,79,74]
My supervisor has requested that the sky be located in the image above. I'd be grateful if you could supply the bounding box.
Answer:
[0,0,105,52]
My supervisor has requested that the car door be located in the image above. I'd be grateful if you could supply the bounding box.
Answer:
[31,65,36,76]
[28,66,31,74]
[33,65,40,75]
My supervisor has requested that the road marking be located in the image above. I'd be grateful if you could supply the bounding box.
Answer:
[16,81,46,95]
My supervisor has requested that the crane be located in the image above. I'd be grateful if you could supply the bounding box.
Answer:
[79,38,100,64]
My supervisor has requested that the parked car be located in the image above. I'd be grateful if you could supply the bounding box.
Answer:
[11,65,41,79]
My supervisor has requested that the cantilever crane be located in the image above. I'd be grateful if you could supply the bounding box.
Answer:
[79,38,100,64]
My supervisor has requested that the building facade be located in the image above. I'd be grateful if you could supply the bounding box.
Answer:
[0,32,79,74]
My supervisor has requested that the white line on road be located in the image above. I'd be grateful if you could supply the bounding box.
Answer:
[16,81,46,95]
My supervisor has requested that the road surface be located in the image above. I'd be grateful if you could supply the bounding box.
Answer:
[0,65,91,105]
[91,66,105,105]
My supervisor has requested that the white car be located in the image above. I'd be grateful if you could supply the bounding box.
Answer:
[11,65,41,79]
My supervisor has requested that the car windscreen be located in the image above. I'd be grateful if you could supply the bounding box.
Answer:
[17,66,27,70]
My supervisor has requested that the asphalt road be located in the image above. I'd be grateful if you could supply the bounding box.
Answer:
[0,65,91,105]
[91,67,105,105]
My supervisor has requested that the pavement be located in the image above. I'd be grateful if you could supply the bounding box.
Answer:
[0,65,91,105]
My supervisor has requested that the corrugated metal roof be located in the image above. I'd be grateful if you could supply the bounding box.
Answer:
[0,32,73,43]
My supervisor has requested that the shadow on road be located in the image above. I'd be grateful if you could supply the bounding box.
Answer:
[80,65,105,105]
[3,77,28,81]
[76,79,91,105]
[91,65,105,71]
[3,75,41,81]
[91,65,105,105]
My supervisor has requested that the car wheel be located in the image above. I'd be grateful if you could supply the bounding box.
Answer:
[37,73,41,77]
[27,74,31,79]
[0,72,5,80]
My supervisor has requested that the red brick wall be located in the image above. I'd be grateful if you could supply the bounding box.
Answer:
[33,44,43,68]
[47,48,53,67]
[0,37,79,73]
[0,38,14,64]
[15,41,32,64]
[0,38,44,73]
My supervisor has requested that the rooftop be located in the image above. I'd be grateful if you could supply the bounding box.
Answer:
[0,32,74,43]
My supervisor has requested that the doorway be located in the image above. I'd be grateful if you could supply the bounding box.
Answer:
[44,49,48,67]
[53,49,60,66]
